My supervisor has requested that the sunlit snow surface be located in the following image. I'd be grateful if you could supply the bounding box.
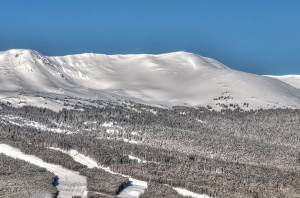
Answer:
[128,154,148,163]
[1,49,300,110]
[173,187,210,198]
[0,144,88,198]
[266,75,300,89]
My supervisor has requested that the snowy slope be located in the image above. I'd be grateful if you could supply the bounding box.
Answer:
[0,144,87,198]
[265,75,300,89]
[50,147,209,198]
[1,49,300,110]
[50,147,148,198]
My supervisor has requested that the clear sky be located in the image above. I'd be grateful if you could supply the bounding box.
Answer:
[0,0,299,75]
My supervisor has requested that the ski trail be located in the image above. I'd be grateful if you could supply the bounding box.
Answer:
[0,144,87,198]
[50,147,209,198]
[50,147,147,198]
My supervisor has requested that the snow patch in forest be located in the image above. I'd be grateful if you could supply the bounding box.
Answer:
[102,121,114,128]
[83,121,97,125]
[196,119,206,124]
[101,121,123,134]
[141,107,158,115]
[128,155,148,163]
[106,128,119,134]
[131,131,140,136]
[173,187,210,198]
[0,114,73,134]
[123,138,140,144]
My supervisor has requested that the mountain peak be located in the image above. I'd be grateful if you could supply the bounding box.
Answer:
[0,49,43,60]
[3,48,38,55]
[0,48,300,110]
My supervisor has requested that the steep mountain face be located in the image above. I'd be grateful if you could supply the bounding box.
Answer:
[266,75,300,89]
[1,49,300,110]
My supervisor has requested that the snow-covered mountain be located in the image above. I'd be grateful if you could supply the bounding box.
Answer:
[1,49,300,110]
[265,75,300,89]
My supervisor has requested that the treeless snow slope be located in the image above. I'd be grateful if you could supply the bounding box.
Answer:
[265,75,300,89]
[0,144,87,198]
[1,49,300,109]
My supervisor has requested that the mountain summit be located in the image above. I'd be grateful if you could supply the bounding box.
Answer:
[0,49,300,110]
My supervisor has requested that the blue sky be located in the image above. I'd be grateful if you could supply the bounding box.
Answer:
[0,0,299,75]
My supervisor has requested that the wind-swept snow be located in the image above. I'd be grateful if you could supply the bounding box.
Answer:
[0,144,87,198]
[266,75,300,89]
[1,49,300,110]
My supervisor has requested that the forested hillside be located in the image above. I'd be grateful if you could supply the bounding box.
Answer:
[0,101,300,197]
[0,154,58,198]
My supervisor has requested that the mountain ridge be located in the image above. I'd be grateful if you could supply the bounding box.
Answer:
[265,75,300,89]
[0,49,300,110]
